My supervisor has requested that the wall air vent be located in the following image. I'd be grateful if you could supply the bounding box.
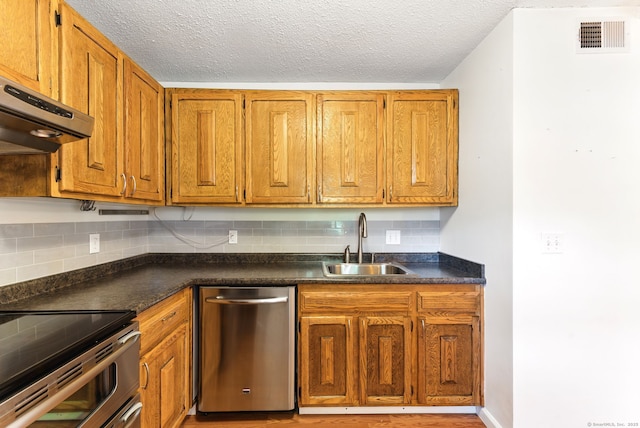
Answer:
[577,19,629,53]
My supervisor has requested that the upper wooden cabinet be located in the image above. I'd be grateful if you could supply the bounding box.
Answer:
[168,89,243,204]
[124,58,165,203]
[316,92,384,204]
[0,0,57,97]
[0,1,165,204]
[387,90,458,205]
[56,1,123,198]
[166,89,457,208]
[245,91,314,205]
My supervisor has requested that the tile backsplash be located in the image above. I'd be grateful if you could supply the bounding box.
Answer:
[0,219,439,287]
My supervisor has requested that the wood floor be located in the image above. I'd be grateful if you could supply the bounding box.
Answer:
[181,412,486,427]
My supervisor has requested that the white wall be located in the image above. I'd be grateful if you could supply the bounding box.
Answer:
[441,14,515,428]
[444,6,640,428]
[512,7,640,427]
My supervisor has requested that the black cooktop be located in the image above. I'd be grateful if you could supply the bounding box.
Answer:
[0,310,135,403]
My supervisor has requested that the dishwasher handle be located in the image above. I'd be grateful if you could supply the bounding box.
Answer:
[206,296,289,305]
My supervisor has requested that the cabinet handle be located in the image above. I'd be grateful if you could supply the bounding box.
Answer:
[141,362,150,389]
[121,402,143,428]
[389,185,393,202]
[130,175,137,196]
[161,311,177,322]
[120,173,127,195]
[307,185,310,202]
[235,186,239,202]
[317,185,322,203]
[421,319,425,330]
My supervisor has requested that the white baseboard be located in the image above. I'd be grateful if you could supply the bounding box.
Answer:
[478,407,503,428]
[299,406,479,415]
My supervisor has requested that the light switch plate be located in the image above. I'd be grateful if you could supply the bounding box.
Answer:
[386,230,401,245]
[89,234,100,254]
[541,233,563,254]
[228,230,238,244]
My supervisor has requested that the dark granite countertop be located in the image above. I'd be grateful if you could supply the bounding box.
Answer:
[0,253,485,314]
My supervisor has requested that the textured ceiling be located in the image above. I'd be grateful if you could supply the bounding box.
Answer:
[63,0,634,84]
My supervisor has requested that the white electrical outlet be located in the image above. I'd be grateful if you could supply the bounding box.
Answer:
[228,230,238,244]
[89,234,100,254]
[541,233,563,254]
[386,230,401,245]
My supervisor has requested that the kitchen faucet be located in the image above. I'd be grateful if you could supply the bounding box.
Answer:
[357,212,367,263]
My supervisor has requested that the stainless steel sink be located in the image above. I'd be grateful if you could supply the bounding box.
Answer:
[322,262,417,277]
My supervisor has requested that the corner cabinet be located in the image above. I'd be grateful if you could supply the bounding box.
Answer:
[123,58,165,203]
[298,283,482,408]
[136,288,192,428]
[387,90,458,205]
[244,91,315,205]
[0,1,164,204]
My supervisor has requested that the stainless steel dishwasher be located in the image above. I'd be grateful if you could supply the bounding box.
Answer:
[198,286,295,412]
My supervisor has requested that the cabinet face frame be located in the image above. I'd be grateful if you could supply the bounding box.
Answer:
[386,90,458,206]
[316,92,385,204]
[168,89,244,204]
[244,91,315,205]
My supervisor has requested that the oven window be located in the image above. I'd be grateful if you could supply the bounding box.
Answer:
[30,363,116,427]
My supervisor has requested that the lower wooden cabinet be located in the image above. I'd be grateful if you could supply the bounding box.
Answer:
[298,284,482,408]
[360,316,412,405]
[299,316,357,405]
[417,316,480,405]
[139,323,189,428]
[136,288,192,428]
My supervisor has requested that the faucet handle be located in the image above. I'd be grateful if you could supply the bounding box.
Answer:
[344,245,351,263]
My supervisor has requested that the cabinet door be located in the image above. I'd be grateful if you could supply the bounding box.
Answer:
[140,322,189,428]
[245,91,314,204]
[56,2,123,197]
[124,58,164,203]
[387,90,458,205]
[299,316,357,406]
[316,93,384,204]
[359,316,412,405]
[0,0,56,96]
[417,316,481,405]
[170,90,243,204]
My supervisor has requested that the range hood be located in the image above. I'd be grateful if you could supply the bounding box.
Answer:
[0,75,94,155]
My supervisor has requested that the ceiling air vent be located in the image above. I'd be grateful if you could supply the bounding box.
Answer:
[577,19,629,53]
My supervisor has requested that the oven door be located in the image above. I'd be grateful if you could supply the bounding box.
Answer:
[1,324,140,428]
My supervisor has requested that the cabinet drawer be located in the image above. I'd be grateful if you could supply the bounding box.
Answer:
[300,290,413,312]
[137,288,190,354]
[417,285,480,315]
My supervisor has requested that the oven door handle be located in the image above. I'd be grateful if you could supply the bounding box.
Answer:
[206,296,288,305]
[119,330,142,345]
[121,401,143,428]
[7,330,140,428]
